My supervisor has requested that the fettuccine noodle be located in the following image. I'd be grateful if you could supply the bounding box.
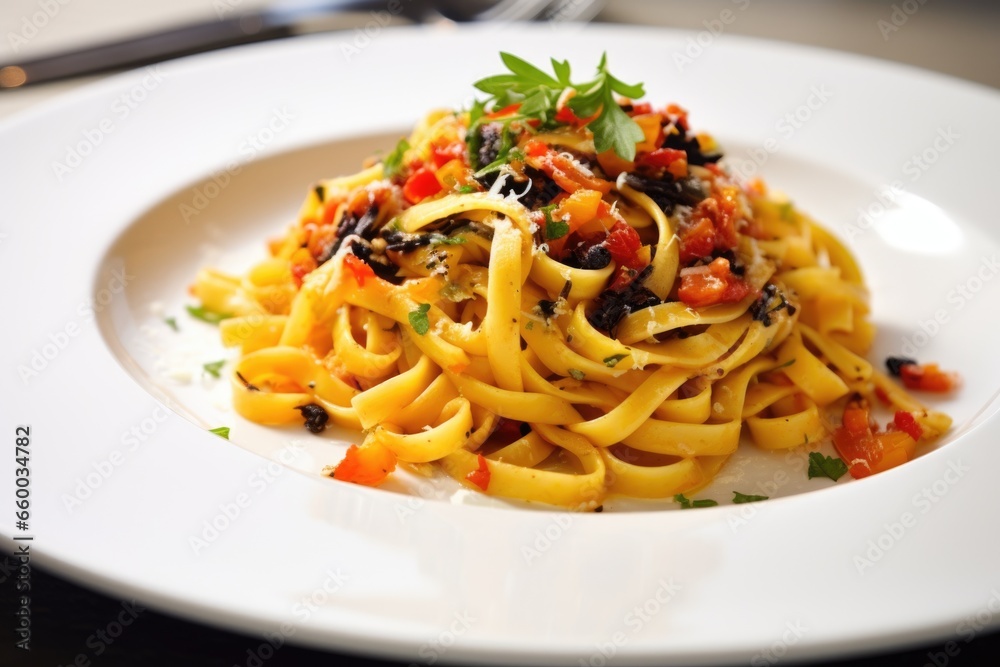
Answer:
[193,95,951,510]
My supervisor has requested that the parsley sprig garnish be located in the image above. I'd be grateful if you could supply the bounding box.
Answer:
[472,52,646,161]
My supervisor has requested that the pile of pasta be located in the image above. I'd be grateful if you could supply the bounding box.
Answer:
[193,103,951,510]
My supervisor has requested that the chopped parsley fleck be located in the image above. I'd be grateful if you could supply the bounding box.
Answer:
[807,452,848,481]
[203,360,226,378]
[383,138,410,178]
[408,303,431,335]
[542,204,569,240]
[777,201,795,221]
[431,234,467,246]
[775,358,796,370]
[674,493,718,509]
[457,184,478,194]
[525,320,535,330]
[603,354,628,368]
[568,368,585,381]
[209,426,230,439]
[164,316,179,332]
[733,491,769,504]
[186,304,232,325]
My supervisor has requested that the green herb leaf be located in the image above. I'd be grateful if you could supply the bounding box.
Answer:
[586,94,645,161]
[472,52,646,161]
[164,316,179,332]
[542,204,569,240]
[778,201,795,221]
[209,426,230,439]
[203,360,226,378]
[603,354,628,367]
[674,493,718,509]
[775,358,796,369]
[457,184,478,194]
[431,234,466,246]
[186,304,232,325]
[525,320,535,330]
[808,452,849,481]
[500,52,560,87]
[408,303,431,335]
[567,368,585,381]
[383,138,410,179]
[733,491,769,504]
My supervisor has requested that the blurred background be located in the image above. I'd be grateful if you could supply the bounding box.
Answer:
[2,1,998,665]
[0,0,997,120]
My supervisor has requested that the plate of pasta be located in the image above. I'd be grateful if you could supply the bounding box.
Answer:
[4,22,1000,666]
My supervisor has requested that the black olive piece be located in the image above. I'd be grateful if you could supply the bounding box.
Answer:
[295,403,329,434]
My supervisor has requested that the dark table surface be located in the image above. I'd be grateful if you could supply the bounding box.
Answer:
[3,557,998,667]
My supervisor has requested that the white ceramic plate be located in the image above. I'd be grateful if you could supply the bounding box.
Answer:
[3,24,1000,665]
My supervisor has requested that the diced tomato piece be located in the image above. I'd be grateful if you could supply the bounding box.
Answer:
[893,411,924,441]
[627,102,653,116]
[604,221,644,269]
[344,253,375,287]
[555,106,583,125]
[608,265,640,291]
[640,148,686,168]
[899,363,960,393]
[524,139,548,157]
[333,442,397,486]
[665,103,689,131]
[678,217,716,264]
[554,189,603,233]
[403,167,443,204]
[641,146,688,179]
[841,403,871,437]
[321,199,341,225]
[431,142,466,169]
[833,402,917,479]
[466,453,491,491]
[874,385,892,405]
[542,153,613,194]
[677,258,752,308]
[692,191,740,252]
[290,248,317,288]
[486,103,521,119]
